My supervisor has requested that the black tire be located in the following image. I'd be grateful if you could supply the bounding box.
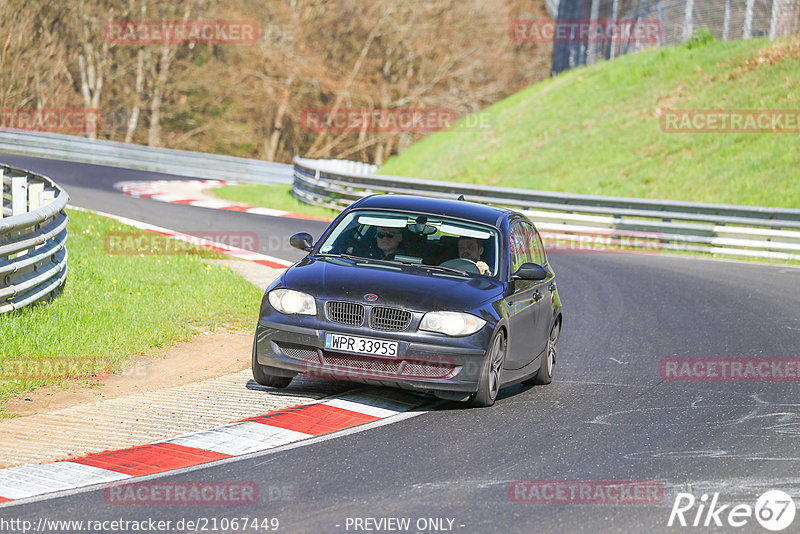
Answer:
[252,339,293,388]
[526,321,560,386]
[469,330,507,407]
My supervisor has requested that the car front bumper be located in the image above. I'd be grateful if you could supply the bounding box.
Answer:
[254,314,491,395]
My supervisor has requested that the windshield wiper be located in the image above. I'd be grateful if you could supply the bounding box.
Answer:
[413,264,470,276]
[318,253,364,261]
[319,254,466,275]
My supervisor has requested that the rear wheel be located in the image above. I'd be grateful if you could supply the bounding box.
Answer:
[526,321,559,386]
[252,339,293,388]
[469,330,506,407]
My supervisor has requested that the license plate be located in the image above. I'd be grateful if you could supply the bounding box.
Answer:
[325,333,398,357]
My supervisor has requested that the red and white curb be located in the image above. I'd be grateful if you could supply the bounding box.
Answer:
[0,388,427,504]
[115,179,332,221]
[68,205,293,269]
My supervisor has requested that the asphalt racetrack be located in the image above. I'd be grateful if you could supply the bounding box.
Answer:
[2,154,799,533]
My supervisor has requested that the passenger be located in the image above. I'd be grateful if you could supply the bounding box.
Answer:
[374,226,404,260]
[458,236,491,275]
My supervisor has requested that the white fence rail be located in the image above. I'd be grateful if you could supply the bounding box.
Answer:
[1,165,69,314]
[292,157,800,261]
[0,130,292,185]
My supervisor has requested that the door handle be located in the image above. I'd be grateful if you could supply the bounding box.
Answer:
[532,291,543,302]
[548,283,556,292]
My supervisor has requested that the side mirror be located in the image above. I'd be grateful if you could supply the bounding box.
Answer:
[289,232,314,252]
[512,262,548,281]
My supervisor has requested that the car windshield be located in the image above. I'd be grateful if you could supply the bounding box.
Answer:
[316,210,500,276]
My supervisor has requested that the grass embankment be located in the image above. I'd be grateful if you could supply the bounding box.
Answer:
[380,36,800,208]
[0,209,262,416]
[212,183,339,220]
[212,37,799,214]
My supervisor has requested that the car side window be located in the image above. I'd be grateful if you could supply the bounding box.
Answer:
[533,228,546,266]
[509,222,532,275]
[520,222,544,266]
[517,220,545,267]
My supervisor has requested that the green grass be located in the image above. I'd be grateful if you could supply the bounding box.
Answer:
[379,35,800,208]
[212,184,339,220]
[0,209,263,416]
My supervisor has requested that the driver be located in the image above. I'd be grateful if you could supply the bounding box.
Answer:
[458,236,491,275]
[373,226,404,260]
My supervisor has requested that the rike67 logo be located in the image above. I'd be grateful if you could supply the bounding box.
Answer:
[668,490,796,531]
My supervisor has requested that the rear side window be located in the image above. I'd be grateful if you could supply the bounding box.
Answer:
[533,228,546,265]
[509,222,533,274]
[513,220,545,269]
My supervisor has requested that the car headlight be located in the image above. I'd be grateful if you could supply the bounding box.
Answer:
[268,289,316,315]
[419,311,486,336]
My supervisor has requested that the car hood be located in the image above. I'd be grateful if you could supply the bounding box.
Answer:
[282,256,504,311]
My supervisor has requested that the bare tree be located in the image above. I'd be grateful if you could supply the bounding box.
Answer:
[76,1,111,138]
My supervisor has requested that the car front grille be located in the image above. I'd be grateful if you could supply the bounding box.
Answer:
[370,306,412,331]
[317,353,454,380]
[322,354,400,376]
[325,301,365,326]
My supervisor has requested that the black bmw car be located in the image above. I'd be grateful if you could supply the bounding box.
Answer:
[252,194,562,407]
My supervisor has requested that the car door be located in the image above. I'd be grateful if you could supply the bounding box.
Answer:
[527,224,554,360]
[504,220,539,369]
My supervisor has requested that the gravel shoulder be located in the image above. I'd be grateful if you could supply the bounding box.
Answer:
[0,260,353,467]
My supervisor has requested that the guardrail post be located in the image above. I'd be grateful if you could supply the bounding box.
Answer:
[11,175,27,216]
[28,182,44,212]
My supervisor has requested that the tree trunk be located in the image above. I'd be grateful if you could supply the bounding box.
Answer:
[264,78,293,161]
[125,48,145,144]
[77,39,106,139]
[148,45,172,147]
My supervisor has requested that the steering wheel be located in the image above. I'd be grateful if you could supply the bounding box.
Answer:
[439,257,481,274]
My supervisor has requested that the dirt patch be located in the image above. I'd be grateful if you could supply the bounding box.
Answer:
[3,328,254,418]
[729,35,800,79]
[652,82,686,120]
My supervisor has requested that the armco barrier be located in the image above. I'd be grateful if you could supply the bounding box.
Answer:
[0,130,292,185]
[0,164,69,314]
[292,156,800,261]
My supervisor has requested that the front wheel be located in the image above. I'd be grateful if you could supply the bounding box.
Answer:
[469,330,506,407]
[526,321,559,386]
[252,339,293,388]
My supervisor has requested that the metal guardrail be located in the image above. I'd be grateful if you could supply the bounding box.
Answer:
[0,130,292,185]
[1,164,69,314]
[292,156,800,261]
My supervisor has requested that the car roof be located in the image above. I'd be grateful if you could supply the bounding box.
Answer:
[352,194,512,227]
